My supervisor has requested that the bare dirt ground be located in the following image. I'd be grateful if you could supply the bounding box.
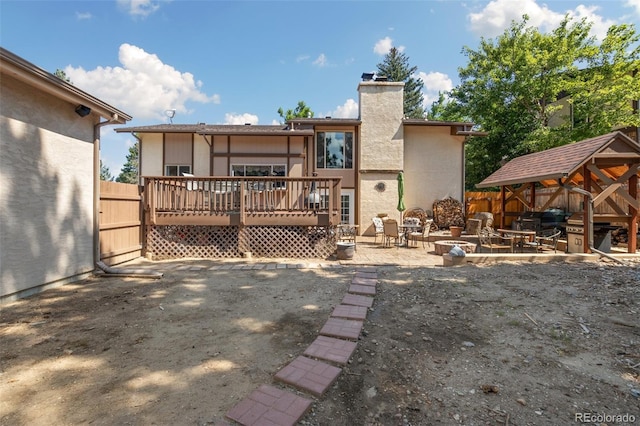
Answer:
[1,256,639,426]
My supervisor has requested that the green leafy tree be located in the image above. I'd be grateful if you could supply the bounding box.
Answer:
[448,15,640,188]
[116,143,139,184]
[376,47,425,118]
[53,69,72,83]
[277,101,314,122]
[100,160,113,181]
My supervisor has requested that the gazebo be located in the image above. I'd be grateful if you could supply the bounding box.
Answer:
[476,131,639,254]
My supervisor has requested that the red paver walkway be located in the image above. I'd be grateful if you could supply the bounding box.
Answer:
[319,317,364,340]
[274,356,342,397]
[303,335,358,365]
[330,304,368,320]
[225,384,312,426]
[224,267,378,425]
[341,293,374,307]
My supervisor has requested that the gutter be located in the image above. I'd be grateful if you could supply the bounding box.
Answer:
[557,178,627,265]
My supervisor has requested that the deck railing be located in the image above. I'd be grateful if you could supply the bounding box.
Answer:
[143,176,342,226]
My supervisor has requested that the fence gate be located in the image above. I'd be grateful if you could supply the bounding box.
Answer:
[99,181,143,265]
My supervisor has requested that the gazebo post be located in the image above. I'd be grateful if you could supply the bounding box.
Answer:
[583,164,592,254]
[629,171,638,253]
[500,186,506,229]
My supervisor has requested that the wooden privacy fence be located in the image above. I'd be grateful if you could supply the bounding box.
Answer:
[99,181,143,265]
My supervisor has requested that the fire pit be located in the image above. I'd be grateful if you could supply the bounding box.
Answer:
[434,240,477,256]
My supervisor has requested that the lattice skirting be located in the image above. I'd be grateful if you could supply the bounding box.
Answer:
[147,225,337,260]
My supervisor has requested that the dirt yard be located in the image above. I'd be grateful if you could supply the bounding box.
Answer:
[1,257,639,426]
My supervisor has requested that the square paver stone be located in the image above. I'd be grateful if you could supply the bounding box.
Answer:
[320,317,364,340]
[303,335,358,365]
[275,356,342,397]
[352,276,377,286]
[225,384,312,426]
[355,271,378,279]
[341,293,374,308]
[348,284,376,296]
[331,304,368,320]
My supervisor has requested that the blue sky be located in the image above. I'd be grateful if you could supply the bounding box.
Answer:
[2,0,639,176]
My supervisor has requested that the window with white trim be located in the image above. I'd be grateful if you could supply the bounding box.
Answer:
[165,165,191,176]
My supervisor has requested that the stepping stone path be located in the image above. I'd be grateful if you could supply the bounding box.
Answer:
[225,267,378,426]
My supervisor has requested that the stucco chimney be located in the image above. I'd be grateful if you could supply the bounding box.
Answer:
[358,79,404,171]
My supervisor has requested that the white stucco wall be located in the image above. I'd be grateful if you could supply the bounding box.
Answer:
[1,75,96,301]
[404,126,465,211]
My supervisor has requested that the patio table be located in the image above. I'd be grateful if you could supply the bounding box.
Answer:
[498,229,537,253]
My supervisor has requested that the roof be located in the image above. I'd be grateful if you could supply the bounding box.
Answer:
[115,123,315,136]
[0,47,131,123]
[476,131,640,188]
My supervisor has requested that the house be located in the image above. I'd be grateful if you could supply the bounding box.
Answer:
[115,76,475,259]
[0,47,131,302]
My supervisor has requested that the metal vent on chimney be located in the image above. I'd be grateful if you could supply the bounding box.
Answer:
[361,72,374,81]
[374,75,388,82]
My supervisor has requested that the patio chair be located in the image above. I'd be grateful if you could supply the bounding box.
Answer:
[371,217,385,244]
[383,219,402,248]
[409,219,433,248]
[477,227,514,253]
[529,228,562,253]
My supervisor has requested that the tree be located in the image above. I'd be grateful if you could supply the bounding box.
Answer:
[448,15,640,188]
[277,101,314,122]
[116,143,139,184]
[376,47,425,118]
[53,69,71,83]
[100,160,113,181]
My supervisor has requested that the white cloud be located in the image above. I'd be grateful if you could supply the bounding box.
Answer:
[64,43,220,122]
[117,0,160,18]
[296,54,310,63]
[467,0,616,40]
[75,11,92,20]
[417,71,453,106]
[627,0,640,16]
[325,99,359,119]
[313,53,328,67]
[224,113,259,125]
[374,37,393,55]
[373,37,405,55]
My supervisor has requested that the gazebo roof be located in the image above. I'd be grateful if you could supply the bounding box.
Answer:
[476,131,640,188]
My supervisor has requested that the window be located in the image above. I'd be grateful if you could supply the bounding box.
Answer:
[231,165,286,177]
[165,165,191,176]
[316,131,353,169]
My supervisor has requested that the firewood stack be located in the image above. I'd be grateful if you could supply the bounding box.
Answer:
[432,197,466,229]
[611,228,626,245]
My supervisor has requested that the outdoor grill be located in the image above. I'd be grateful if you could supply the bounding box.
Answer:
[566,213,615,253]
[516,209,568,233]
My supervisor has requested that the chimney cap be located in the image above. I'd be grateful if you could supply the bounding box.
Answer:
[374,75,388,82]
[361,72,374,81]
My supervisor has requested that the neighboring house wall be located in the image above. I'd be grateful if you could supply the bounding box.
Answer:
[140,134,163,177]
[358,81,405,228]
[403,125,465,212]
[1,74,96,301]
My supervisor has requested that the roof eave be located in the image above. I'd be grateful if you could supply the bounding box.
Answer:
[1,47,132,123]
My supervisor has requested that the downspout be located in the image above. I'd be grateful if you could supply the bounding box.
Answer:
[557,178,627,265]
[93,114,120,269]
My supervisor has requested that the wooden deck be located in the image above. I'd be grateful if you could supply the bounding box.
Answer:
[144,176,343,227]
[142,176,343,259]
